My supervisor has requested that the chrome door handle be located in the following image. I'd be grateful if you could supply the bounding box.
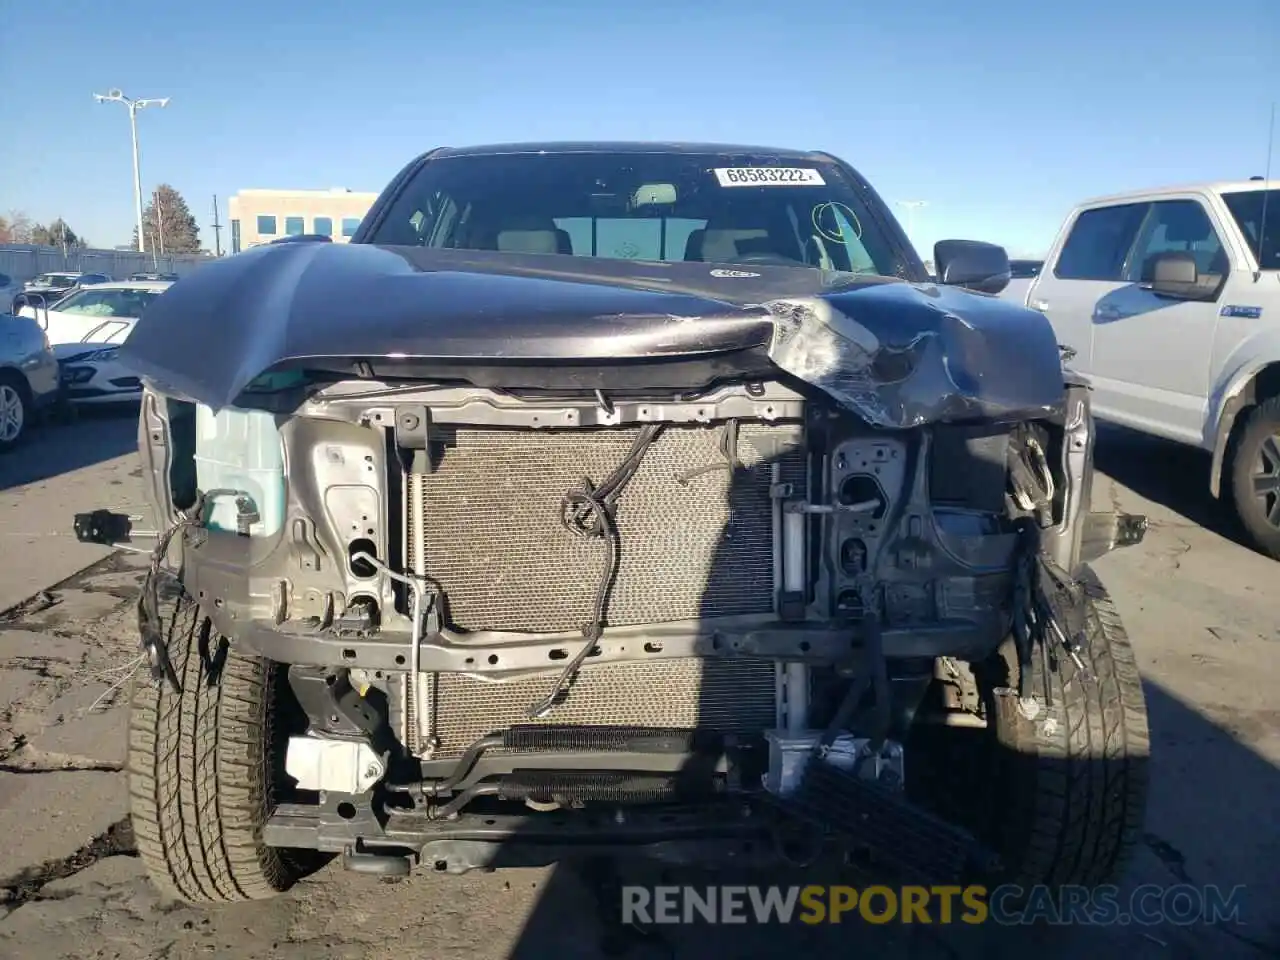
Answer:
[1030,299,1049,312]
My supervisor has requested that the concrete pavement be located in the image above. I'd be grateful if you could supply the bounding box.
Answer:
[0,410,142,612]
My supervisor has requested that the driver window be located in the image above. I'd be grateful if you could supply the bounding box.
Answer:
[1124,199,1227,283]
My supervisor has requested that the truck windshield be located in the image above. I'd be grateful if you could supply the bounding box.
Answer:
[51,288,162,317]
[367,150,911,279]
[1222,188,1280,271]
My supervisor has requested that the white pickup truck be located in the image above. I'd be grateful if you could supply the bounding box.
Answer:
[1025,179,1280,558]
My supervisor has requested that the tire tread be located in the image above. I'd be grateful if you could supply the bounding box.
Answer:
[995,566,1151,888]
[127,584,295,904]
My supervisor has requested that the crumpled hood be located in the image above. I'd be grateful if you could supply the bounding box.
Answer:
[119,241,1066,428]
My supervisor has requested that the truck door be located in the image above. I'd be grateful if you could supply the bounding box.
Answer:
[1088,197,1227,444]
[1029,201,1149,375]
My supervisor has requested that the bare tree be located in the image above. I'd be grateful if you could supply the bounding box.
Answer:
[4,210,35,244]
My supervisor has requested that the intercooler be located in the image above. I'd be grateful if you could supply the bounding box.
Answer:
[401,421,808,758]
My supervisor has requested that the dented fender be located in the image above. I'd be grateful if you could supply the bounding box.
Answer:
[763,283,1065,428]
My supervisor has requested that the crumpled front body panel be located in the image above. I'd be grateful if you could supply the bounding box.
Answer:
[119,242,1065,423]
[765,281,1066,428]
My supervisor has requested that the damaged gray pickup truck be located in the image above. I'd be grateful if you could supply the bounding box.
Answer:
[80,142,1151,904]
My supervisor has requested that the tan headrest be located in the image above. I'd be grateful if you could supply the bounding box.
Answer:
[699,228,768,262]
[496,230,562,254]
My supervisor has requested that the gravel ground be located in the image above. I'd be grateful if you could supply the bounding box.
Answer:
[0,413,1276,959]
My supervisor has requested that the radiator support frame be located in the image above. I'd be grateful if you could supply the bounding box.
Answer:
[397,417,811,761]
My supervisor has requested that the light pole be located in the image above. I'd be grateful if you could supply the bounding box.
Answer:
[895,200,928,246]
[93,89,170,253]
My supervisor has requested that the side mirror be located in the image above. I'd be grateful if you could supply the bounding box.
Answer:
[1145,252,1203,300]
[934,240,1011,295]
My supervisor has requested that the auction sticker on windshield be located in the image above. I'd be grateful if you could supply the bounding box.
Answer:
[714,167,826,187]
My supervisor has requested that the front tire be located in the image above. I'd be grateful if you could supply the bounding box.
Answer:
[128,579,305,903]
[983,568,1151,888]
[1228,395,1280,561]
[0,373,31,452]
[912,567,1151,889]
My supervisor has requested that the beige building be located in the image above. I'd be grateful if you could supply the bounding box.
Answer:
[227,188,380,252]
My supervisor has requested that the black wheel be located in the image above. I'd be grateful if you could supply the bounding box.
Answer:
[1229,395,1280,561]
[911,567,1150,888]
[0,371,31,452]
[128,578,310,903]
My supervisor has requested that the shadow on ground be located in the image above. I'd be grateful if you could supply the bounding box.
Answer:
[1093,424,1251,549]
[0,404,138,491]
[494,678,1277,960]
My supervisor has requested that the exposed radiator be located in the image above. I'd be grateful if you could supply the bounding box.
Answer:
[403,422,807,633]
[416,658,779,759]
[400,421,808,759]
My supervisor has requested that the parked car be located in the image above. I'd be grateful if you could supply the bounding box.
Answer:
[94,141,1147,907]
[1027,179,1280,558]
[128,272,180,282]
[0,311,60,451]
[15,279,171,349]
[999,258,1043,305]
[20,271,112,305]
[52,321,148,406]
[0,272,21,312]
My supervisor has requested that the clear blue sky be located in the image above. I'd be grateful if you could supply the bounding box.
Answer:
[1,0,1274,258]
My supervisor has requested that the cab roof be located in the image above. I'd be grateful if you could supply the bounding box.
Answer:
[1076,178,1275,208]
[430,141,826,160]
